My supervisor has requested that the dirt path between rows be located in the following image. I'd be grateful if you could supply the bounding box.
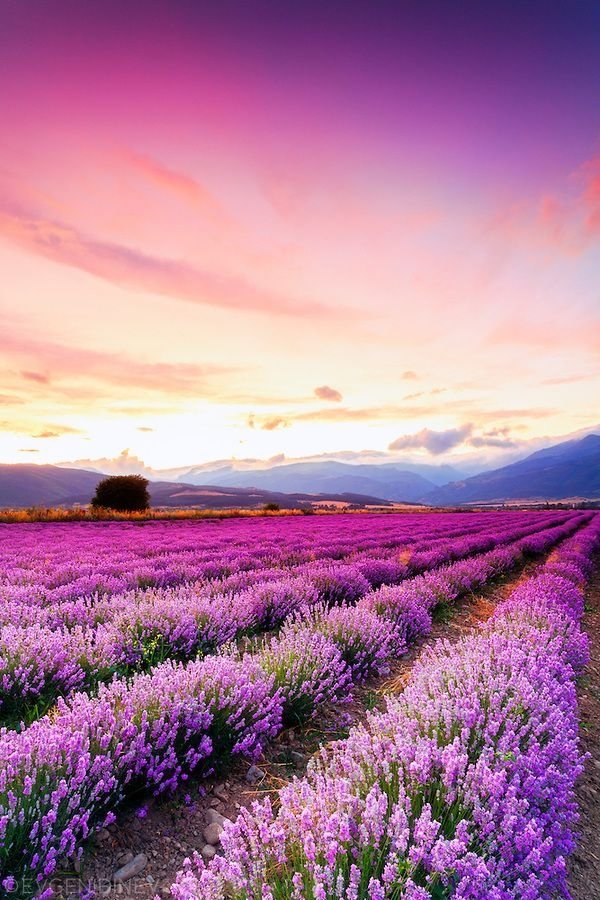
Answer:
[50,555,555,899]
[569,552,600,899]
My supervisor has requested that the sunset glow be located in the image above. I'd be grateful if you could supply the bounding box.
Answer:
[1,0,599,470]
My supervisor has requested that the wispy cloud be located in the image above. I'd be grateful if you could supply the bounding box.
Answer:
[485,154,600,256]
[247,414,290,431]
[487,317,600,353]
[32,425,84,438]
[21,370,49,384]
[476,408,557,422]
[122,151,234,228]
[542,373,597,386]
[0,419,84,438]
[293,405,433,423]
[403,388,446,401]
[0,195,345,319]
[2,331,237,398]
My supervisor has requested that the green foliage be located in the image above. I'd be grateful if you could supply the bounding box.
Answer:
[91,475,151,512]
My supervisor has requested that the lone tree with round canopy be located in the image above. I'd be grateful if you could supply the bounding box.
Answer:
[91,475,151,512]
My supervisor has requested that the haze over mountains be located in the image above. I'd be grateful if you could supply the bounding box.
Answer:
[168,460,463,502]
[1,433,598,508]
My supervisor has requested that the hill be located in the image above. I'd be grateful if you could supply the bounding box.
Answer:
[0,464,399,510]
[425,434,600,505]
[170,460,462,501]
[0,464,102,508]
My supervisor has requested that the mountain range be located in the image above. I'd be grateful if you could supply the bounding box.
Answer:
[1,433,598,508]
[167,460,463,502]
[425,433,600,505]
[0,464,400,511]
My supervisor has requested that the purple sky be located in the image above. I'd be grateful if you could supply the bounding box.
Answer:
[0,0,598,467]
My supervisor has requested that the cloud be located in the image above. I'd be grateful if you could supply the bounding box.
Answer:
[403,388,447,401]
[247,414,290,431]
[0,196,345,319]
[137,426,154,432]
[292,404,446,423]
[21,370,49,384]
[487,317,600,354]
[107,404,184,416]
[389,423,524,454]
[0,419,80,437]
[123,151,233,227]
[62,448,152,476]
[468,435,518,449]
[542,373,596,386]
[389,424,474,455]
[477,408,557,421]
[19,448,39,453]
[401,370,419,380]
[261,417,289,431]
[2,331,236,397]
[485,153,600,256]
[33,424,83,438]
[314,385,343,402]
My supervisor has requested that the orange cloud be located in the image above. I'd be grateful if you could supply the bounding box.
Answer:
[292,404,441,423]
[247,414,290,431]
[32,424,83,438]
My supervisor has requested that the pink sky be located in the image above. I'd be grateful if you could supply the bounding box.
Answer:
[0,1,598,469]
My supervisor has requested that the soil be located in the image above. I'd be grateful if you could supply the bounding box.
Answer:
[569,552,600,900]
[49,554,586,899]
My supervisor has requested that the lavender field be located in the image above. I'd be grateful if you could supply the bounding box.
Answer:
[0,510,597,898]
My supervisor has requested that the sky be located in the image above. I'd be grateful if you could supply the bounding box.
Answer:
[0,0,599,472]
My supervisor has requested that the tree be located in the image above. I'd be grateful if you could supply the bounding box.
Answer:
[91,475,150,512]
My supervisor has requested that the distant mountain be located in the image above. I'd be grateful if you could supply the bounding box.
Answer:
[147,481,399,510]
[171,460,463,501]
[5,434,598,509]
[425,434,600,505]
[0,464,102,507]
[0,464,400,510]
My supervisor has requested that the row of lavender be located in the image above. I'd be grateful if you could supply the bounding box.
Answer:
[1,514,557,628]
[169,514,600,900]
[0,514,517,607]
[0,512,568,611]
[0,515,586,896]
[0,514,584,726]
